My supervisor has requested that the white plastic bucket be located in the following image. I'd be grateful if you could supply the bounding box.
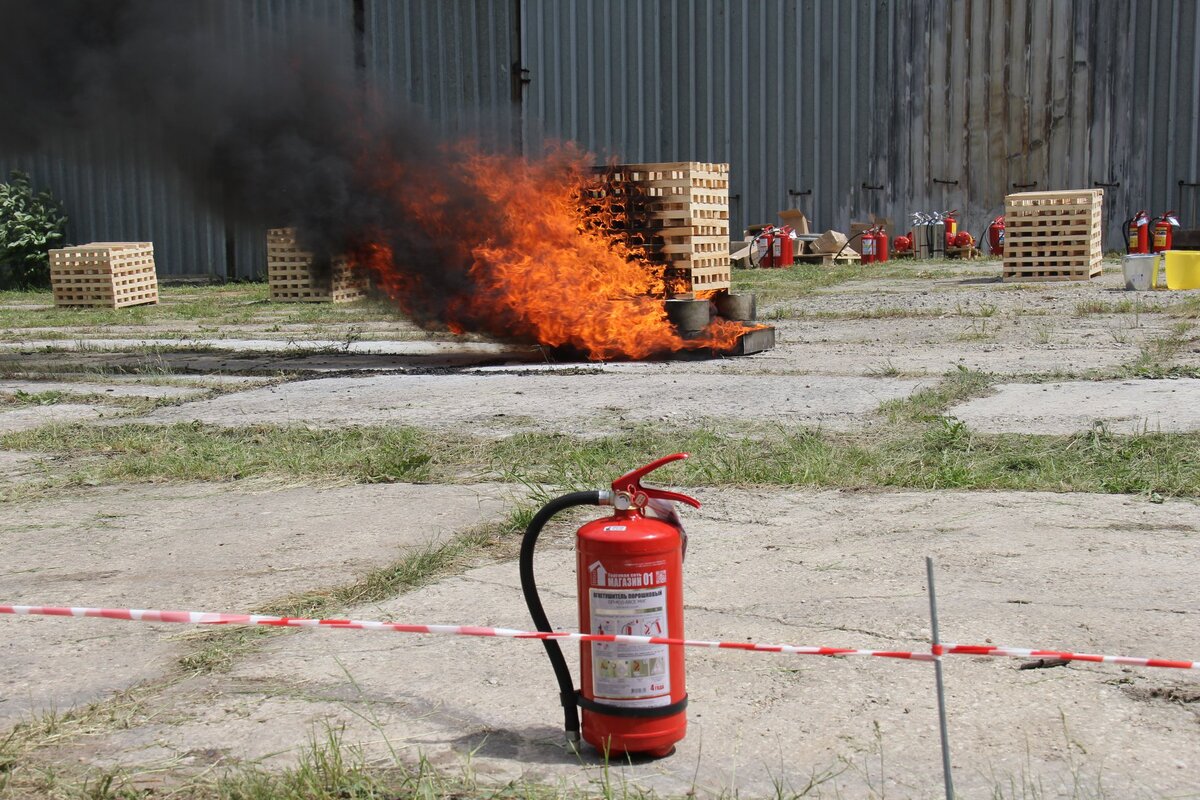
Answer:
[1123,253,1161,290]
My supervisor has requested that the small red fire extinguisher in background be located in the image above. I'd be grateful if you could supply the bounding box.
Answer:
[1127,210,1151,253]
[861,229,877,264]
[521,454,698,758]
[1152,211,1180,253]
[755,226,794,268]
[875,227,889,262]
[944,211,958,239]
[987,215,1005,255]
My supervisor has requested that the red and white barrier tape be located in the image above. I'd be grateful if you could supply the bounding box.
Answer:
[1,605,1195,671]
[939,643,1197,671]
[0,604,928,661]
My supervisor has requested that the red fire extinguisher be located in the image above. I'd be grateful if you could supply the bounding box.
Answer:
[1152,211,1180,253]
[875,228,889,263]
[861,229,877,264]
[755,226,794,268]
[521,454,698,758]
[987,215,1005,255]
[1127,210,1151,253]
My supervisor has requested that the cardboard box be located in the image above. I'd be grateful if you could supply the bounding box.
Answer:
[810,229,849,254]
[778,208,810,235]
[730,240,753,268]
[851,216,895,244]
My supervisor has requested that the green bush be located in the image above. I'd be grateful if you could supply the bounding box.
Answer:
[0,171,67,289]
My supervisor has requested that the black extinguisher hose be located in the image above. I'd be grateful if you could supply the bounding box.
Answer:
[833,230,865,260]
[519,490,603,743]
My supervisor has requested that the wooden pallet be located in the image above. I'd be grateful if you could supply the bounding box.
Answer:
[1002,264,1104,282]
[667,263,732,293]
[267,228,366,303]
[1003,189,1103,281]
[946,246,983,260]
[49,242,159,308]
[795,251,862,266]
[583,162,733,292]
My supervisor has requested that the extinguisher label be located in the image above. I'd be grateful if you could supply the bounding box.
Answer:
[1155,229,1168,248]
[589,586,672,707]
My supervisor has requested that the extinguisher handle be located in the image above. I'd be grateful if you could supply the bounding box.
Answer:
[611,453,702,509]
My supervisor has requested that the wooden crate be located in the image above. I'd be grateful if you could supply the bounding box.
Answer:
[267,228,366,303]
[795,251,862,267]
[584,162,733,294]
[1003,189,1103,282]
[49,242,158,308]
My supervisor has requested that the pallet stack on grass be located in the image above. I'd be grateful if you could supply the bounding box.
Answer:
[1003,189,1104,282]
[266,228,366,303]
[582,162,731,296]
[49,242,159,308]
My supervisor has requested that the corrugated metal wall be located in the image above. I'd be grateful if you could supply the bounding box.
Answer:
[3,0,1199,278]
[521,0,1200,248]
[0,0,356,279]
[364,0,518,139]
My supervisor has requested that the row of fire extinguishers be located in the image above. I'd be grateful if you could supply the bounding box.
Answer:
[891,213,1008,257]
[1126,211,1181,253]
[888,211,996,258]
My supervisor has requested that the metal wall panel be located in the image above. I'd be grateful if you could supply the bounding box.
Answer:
[0,0,355,280]
[5,0,1199,279]
[363,0,518,143]
[521,0,1200,249]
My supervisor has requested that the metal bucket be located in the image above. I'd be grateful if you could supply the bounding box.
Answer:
[1122,253,1161,291]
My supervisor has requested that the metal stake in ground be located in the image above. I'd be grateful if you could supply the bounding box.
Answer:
[926,556,955,800]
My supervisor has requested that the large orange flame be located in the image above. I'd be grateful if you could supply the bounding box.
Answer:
[348,143,749,361]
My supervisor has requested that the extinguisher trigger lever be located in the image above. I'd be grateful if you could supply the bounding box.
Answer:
[611,453,701,510]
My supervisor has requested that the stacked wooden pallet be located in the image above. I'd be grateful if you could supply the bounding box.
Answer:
[266,228,366,303]
[1003,189,1103,282]
[582,162,731,296]
[49,242,159,308]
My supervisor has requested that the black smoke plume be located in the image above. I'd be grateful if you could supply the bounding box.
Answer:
[0,0,519,324]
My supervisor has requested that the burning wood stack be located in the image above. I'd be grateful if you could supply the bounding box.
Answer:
[581,162,731,298]
[266,228,367,303]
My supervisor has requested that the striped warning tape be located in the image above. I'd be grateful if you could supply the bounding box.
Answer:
[1,605,1195,671]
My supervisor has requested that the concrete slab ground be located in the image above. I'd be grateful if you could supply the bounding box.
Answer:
[0,338,525,357]
[950,378,1200,434]
[135,372,925,435]
[0,380,207,400]
[759,314,1172,377]
[0,403,106,432]
[0,482,515,728]
[37,488,1200,798]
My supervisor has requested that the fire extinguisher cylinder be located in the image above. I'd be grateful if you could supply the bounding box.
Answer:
[520,454,699,759]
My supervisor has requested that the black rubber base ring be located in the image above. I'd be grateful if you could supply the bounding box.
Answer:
[577,692,688,719]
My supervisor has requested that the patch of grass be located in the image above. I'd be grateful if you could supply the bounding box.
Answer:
[732,261,948,305]
[0,423,441,492]
[1167,295,1200,319]
[0,284,406,333]
[7,378,1200,504]
[1,389,67,406]
[877,366,995,423]
[876,419,1200,495]
[1121,320,1195,378]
